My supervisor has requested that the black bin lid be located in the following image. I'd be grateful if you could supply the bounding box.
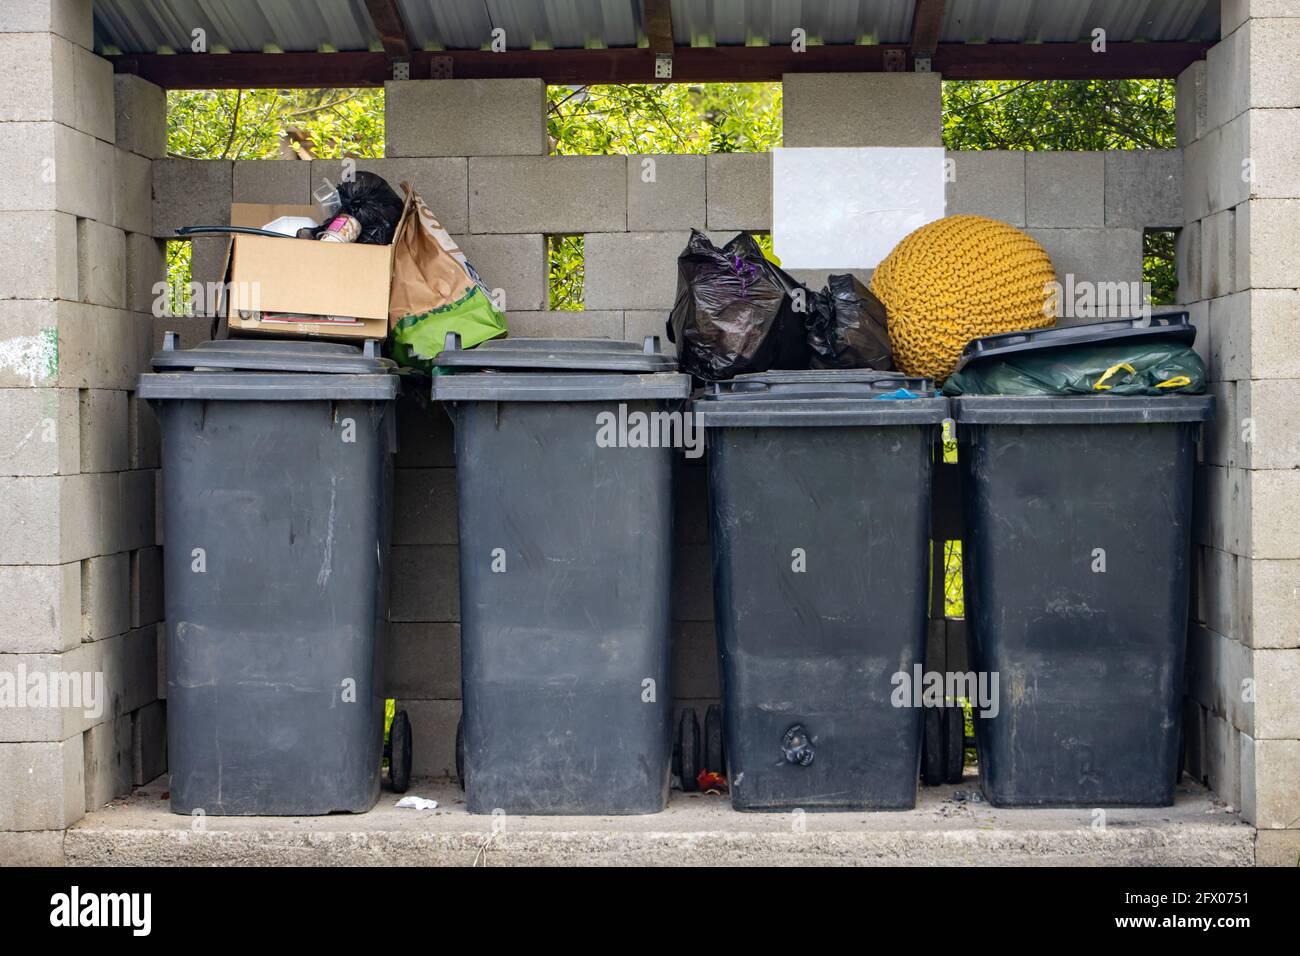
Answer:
[953,312,1196,373]
[705,369,936,400]
[432,334,678,373]
[690,369,948,427]
[150,334,395,374]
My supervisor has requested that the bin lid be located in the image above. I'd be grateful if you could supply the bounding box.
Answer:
[137,333,398,401]
[149,334,395,374]
[952,312,1196,373]
[711,369,936,398]
[690,369,949,427]
[432,334,678,373]
[951,394,1214,425]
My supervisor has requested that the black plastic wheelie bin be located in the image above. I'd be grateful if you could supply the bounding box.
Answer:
[432,336,691,814]
[948,317,1214,806]
[138,336,404,815]
[692,371,949,811]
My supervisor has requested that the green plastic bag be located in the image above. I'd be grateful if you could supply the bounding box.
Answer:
[391,285,507,372]
[942,340,1207,397]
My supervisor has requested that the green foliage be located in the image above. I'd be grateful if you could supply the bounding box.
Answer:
[547,83,782,155]
[942,79,1176,150]
[167,88,384,159]
[549,235,585,310]
[164,240,192,316]
[1144,229,1178,305]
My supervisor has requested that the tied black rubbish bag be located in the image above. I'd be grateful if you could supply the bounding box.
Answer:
[321,171,404,245]
[806,273,893,370]
[667,230,809,381]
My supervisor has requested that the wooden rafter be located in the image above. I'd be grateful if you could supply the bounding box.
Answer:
[644,0,674,58]
[910,0,946,58]
[363,0,411,59]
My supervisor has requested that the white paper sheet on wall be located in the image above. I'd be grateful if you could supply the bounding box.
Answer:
[772,147,947,270]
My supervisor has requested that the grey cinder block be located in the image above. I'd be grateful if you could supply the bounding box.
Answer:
[1026,152,1105,227]
[1104,150,1183,228]
[114,147,152,235]
[469,155,626,233]
[0,737,86,830]
[945,150,1026,226]
[113,73,166,159]
[585,231,689,310]
[399,698,461,779]
[0,387,79,476]
[783,73,941,147]
[82,713,132,810]
[76,218,126,309]
[232,160,312,205]
[0,0,94,49]
[503,310,624,340]
[1176,59,1208,146]
[628,154,706,231]
[384,623,460,700]
[453,233,546,312]
[130,700,166,785]
[386,79,547,157]
[389,545,459,622]
[392,468,459,546]
[151,160,232,238]
[0,210,78,300]
[705,153,771,231]
[0,563,80,654]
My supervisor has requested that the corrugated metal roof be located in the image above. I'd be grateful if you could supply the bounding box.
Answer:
[92,0,1219,55]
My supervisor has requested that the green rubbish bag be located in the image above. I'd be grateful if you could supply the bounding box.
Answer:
[390,285,508,372]
[942,340,1207,397]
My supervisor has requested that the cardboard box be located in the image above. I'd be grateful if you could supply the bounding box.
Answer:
[221,202,401,341]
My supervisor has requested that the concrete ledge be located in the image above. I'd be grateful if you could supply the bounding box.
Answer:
[64,777,1254,867]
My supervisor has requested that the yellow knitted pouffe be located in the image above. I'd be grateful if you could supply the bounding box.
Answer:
[870,215,1057,382]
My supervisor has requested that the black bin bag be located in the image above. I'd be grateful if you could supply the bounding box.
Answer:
[807,273,893,370]
[667,230,809,381]
[313,171,405,245]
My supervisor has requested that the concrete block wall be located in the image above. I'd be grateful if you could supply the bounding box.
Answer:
[0,1,166,864]
[1179,3,1300,848]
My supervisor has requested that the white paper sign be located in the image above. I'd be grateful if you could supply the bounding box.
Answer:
[772,147,947,270]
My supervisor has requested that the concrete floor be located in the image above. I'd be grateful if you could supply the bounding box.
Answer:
[66,773,1254,866]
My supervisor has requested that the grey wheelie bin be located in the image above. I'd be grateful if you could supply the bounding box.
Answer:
[432,336,691,815]
[137,336,402,815]
[948,317,1214,806]
[691,371,949,811]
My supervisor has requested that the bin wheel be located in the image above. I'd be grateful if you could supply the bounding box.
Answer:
[389,709,412,794]
[455,716,465,791]
[678,708,701,793]
[921,706,945,786]
[945,703,966,784]
[704,704,725,777]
